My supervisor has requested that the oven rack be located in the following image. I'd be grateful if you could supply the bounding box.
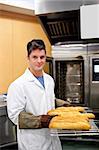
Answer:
[50,120,99,137]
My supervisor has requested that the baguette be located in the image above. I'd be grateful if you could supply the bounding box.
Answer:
[48,107,95,130]
[56,106,85,112]
[50,116,88,123]
[47,109,81,116]
[81,113,95,119]
[49,116,91,130]
[49,120,91,130]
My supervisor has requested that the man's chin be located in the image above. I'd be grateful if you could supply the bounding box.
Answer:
[35,67,43,71]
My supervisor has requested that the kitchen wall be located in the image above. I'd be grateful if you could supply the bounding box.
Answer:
[0,10,51,93]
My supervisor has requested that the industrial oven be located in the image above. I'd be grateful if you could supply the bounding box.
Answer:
[45,44,99,113]
[0,100,17,149]
[52,44,99,114]
[52,44,87,105]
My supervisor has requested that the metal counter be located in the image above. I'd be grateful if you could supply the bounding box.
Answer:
[0,101,17,148]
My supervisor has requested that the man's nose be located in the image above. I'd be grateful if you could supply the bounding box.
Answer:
[37,57,41,62]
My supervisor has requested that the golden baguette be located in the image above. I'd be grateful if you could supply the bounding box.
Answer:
[49,120,91,130]
[48,110,89,120]
[47,109,81,116]
[56,106,85,112]
[81,113,95,119]
[47,108,95,121]
[50,116,89,123]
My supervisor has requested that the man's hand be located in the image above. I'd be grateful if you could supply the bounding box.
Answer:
[55,98,72,107]
[40,115,56,128]
[62,101,72,107]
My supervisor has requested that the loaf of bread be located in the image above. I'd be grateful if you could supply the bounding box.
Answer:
[81,113,95,119]
[50,116,88,123]
[48,109,81,116]
[48,106,95,130]
[56,106,85,112]
[49,116,91,130]
[48,108,84,115]
[48,106,85,116]
[47,110,89,120]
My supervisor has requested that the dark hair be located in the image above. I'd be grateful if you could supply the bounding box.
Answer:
[27,39,46,57]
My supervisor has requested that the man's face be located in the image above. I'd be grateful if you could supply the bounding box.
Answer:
[28,49,46,72]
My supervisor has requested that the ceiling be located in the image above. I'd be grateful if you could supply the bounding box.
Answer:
[35,0,99,15]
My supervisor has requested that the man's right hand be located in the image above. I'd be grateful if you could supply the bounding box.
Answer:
[40,115,56,128]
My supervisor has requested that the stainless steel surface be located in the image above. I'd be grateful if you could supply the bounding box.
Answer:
[52,43,99,113]
[89,57,99,112]
[35,0,99,15]
[0,104,16,146]
[0,101,7,108]
[52,44,89,106]
[85,43,99,113]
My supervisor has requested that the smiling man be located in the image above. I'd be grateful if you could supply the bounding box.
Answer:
[7,39,62,150]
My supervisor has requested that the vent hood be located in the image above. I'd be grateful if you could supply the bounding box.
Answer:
[35,0,99,45]
[38,10,80,45]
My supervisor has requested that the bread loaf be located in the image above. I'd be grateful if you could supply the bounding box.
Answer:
[81,113,95,119]
[49,116,91,130]
[56,106,85,112]
[48,106,95,130]
[48,110,89,120]
[50,116,88,123]
[49,120,91,130]
[47,109,81,116]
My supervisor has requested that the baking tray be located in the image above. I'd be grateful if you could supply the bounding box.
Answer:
[50,107,99,136]
[50,120,99,137]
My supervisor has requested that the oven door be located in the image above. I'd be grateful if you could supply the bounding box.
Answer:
[89,55,99,115]
[53,58,84,105]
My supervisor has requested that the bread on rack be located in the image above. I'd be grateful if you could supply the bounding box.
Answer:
[48,106,95,130]
[49,116,91,130]
[81,113,95,119]
[47,110,89,120]
[56,106,85,112]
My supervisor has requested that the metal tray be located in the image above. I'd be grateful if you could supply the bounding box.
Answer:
[50,120,99,137]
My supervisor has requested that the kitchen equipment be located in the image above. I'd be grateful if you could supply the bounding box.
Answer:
[0,101,17,148]
[35,0,99,142]
[52,43,89,107]
[35,1,99,114]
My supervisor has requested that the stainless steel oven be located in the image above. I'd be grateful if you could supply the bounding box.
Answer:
[87,44,99,116]
[52,44,89,106]
[0,103,17,148]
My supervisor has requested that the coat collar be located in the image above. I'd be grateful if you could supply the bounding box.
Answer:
[24,68,45,89]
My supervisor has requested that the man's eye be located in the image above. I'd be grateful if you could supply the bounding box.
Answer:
[40,56,45,59]
[33,56,37,59]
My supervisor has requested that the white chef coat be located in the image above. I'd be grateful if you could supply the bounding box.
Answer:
[7,68,62,150]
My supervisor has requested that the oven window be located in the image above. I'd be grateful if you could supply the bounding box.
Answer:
[92,58,99,81]
[55,60,84,104]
